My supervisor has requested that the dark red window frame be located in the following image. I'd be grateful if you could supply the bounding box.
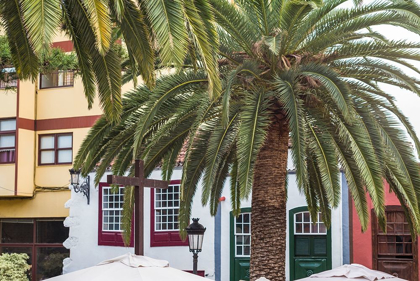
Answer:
[150,180,188,247]
[0,218,69,280]
[98,183,134,247]
[39,70,74,89]
[0,118,16,164]
[38,133,73,166]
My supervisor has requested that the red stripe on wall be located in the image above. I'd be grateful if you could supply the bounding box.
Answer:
[36,115,101,131]
[18,118,35,130]
[51,41,74,52]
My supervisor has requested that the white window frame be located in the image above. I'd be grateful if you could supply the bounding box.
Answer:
[102,186,124,232]
[234,212,251,258]
[294,211,327,235]
[154,184,181,232]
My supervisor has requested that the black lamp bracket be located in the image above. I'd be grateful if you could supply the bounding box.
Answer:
[72,175,90,205]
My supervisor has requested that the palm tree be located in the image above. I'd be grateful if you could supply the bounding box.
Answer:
[0,0,220,121]
[75,0,420,280]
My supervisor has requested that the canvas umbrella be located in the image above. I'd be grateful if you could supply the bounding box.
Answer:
[45,253,207,281]
[297,264,407,281]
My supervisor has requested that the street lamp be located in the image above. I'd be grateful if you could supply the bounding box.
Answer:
[186,218,206,275]
[69,168,90,204]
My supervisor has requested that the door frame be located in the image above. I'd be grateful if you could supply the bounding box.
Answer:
[371,205,418,281]
[289,206,332,281]
[230,207,251,281]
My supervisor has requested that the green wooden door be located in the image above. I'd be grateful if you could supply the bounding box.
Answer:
[231,208,251,281]
[289,207,332,281]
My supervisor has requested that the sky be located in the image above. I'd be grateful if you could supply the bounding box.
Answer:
[376,25,420,136]
[378,25,420,137]
[335,1,420,137]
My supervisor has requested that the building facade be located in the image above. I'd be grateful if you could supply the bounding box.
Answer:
[0,34,352,281]
[0,34,134,280]
[64,158,351,281]
[351,183,420,281]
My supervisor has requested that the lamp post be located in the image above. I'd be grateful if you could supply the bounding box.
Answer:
[69,168,90,204]
[186,218,206,275]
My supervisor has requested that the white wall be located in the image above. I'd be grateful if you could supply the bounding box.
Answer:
[64,152,344,281]
[63,167,216,279]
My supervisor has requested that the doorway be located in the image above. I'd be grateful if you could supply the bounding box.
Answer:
[230,208,251,281]
[289,207,332,281]
[372,206,418,281]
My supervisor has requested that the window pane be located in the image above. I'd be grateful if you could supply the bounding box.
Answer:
[0,120,16,131]
[36,220,69,243]
[102,187,124,232]
[41,73,55,88]
[0,135,15,148]
[36,247,69,280]
[154,185,181,231]
[1,220,34,243]
[40,151,55,164]
[57,150,72,163]
[40,136,55,149]
[57,135,72,148]
[318,223,327,234]
[295,237,310,256]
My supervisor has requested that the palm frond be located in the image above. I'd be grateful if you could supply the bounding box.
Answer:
[83,0,112,55]
[1,0,38,80]
[183,0,221,99]
[237,88,270,197]
[145,0,188,67]
[273,74,309,193]
[22,0,61,55]
[115,0,155,88]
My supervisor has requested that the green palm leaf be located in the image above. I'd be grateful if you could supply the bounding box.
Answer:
[83,0,112,55]
[145,0,188,67]
[22,0,61,55]
[1,0,38,80]
[237,88,270,197]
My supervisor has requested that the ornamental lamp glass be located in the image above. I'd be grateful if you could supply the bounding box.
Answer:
[186,218,206,253]
[69,168,81,186]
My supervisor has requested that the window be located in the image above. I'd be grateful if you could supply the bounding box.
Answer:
[155,185,180,231]
[0,119,16,164]
[40,70,74,89]
[377,211,412,256]
[294,212,327,235]
[39,134,72,165]
[234,212,251,257]
[0,218,69,281]
[150,181,188,247]
[102,186,124,232]
[98,183,133,247]
[372,207,417,281]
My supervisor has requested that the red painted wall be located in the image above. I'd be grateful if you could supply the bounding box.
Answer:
[351,180,419,277]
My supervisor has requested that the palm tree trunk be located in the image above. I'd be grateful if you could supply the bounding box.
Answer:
[250,117,289,281]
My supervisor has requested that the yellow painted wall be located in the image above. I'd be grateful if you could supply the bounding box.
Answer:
[0,90,17,118]
[35,127,90,188]
[53,32,69,43]
[0,165,15,196]
[0,190,69,217]
[37,78,103,120]
[16,129,35,196]
[18,80,36,120]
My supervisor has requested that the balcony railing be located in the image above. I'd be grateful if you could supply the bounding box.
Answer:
[40,70,74,89]
[0,79,17,89]
[0,72,18,89]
